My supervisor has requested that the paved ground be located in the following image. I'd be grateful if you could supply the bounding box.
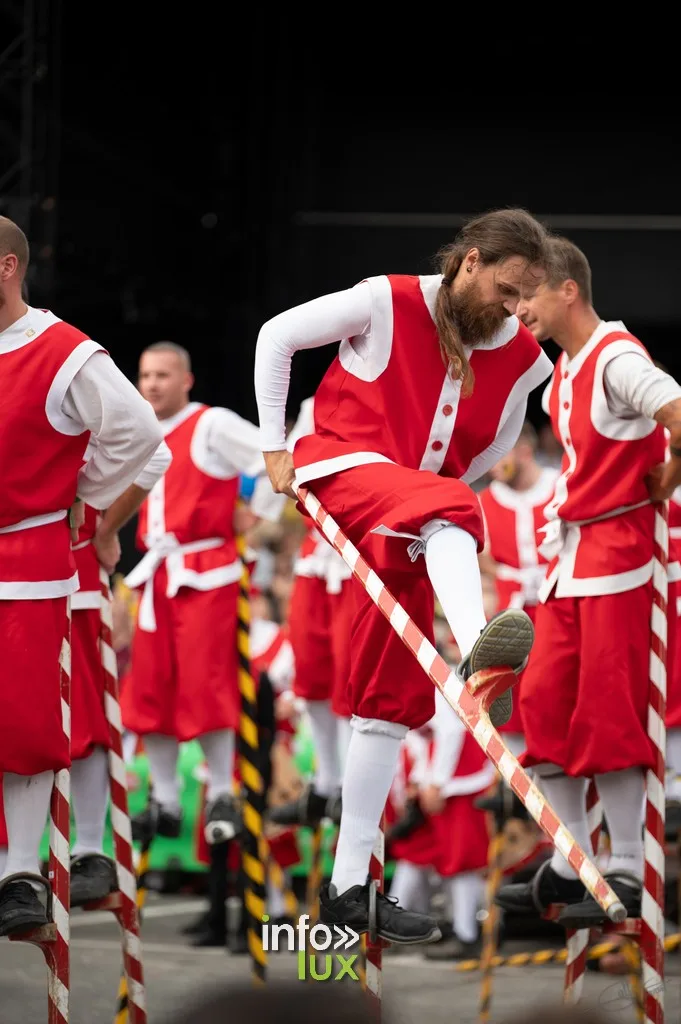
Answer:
[1,894,678,1024]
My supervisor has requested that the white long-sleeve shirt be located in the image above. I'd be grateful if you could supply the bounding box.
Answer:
[603,350,681,419]
[61,351,164,508]
[254,283,528,486]
[0,306,164,509]
[84,436,172,496]
[540,320,681,423]
[156,402,285,523]
[133,439,172,491]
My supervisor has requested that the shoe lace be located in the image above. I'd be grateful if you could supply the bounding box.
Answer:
[376,891,399,908]
[4,883,40,907]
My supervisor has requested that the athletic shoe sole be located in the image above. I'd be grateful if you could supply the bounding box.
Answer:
[467,609,534,728]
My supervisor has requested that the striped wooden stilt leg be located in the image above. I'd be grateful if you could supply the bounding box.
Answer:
[293,483,627,923]
[83,568,146,1024]
[10,599,73,1023]
[115,833,152,1024]
[235,533,267,985]
[641,502,669,1024]
[564,780,602,1005]
[363,814,385,1018]
[49,603,73,1024]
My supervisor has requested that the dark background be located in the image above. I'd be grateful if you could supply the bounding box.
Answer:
[3,3,681,436]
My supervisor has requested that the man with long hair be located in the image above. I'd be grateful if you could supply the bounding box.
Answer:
[254,208,554,943]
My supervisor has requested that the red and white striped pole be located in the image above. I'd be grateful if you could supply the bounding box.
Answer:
[641,503,668,1024]
[47,600,72,1024]
[99,567,147,1024]
[293,483,626,923]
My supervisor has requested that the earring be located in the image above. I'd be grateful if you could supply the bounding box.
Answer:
[466,266,473,273]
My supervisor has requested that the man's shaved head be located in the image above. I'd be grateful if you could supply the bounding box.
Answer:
[142,341,191,371]
[0,216,30,281]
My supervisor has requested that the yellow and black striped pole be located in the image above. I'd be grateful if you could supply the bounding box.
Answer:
[236,531,267,985]
[478,815,505,1023]
[114,831,152,1023]
[450,933,681,973]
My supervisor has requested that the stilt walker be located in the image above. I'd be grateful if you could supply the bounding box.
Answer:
[0,215,165,1023]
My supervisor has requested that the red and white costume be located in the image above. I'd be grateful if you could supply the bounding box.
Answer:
[287,526,355,719]
[121,402,282,742]
[286,398,355,721]
[0,307,162,779]
[256,276,552,731]
[479,468,558,740]
[70,441,171,761]
[521,322,671,777]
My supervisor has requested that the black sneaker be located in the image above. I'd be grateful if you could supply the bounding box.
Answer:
[0,879,49,936]
[131,799,182,843]
[557,871,641,929]
[319,881,441,946]
[204,794,243,844]
[70,854,119,908]
[269,785,341,828]
[456,609,534,727]
[494,860,585,915]
[385,797,427,844]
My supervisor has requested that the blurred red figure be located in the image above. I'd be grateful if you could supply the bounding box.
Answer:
[120,342,284,847]
[272,398,355,830]
[386,689,494,959]
[478,420,558,756]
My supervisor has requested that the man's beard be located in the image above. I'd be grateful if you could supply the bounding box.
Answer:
[449,279,508,347]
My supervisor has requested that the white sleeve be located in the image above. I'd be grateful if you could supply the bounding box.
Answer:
[203,407,267,478]
[461,399,527,486]
[133,440,172,491]
[250,475,288,522]
[254,283,372,451]
[604,353,681,420]
[62,351,164,509]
